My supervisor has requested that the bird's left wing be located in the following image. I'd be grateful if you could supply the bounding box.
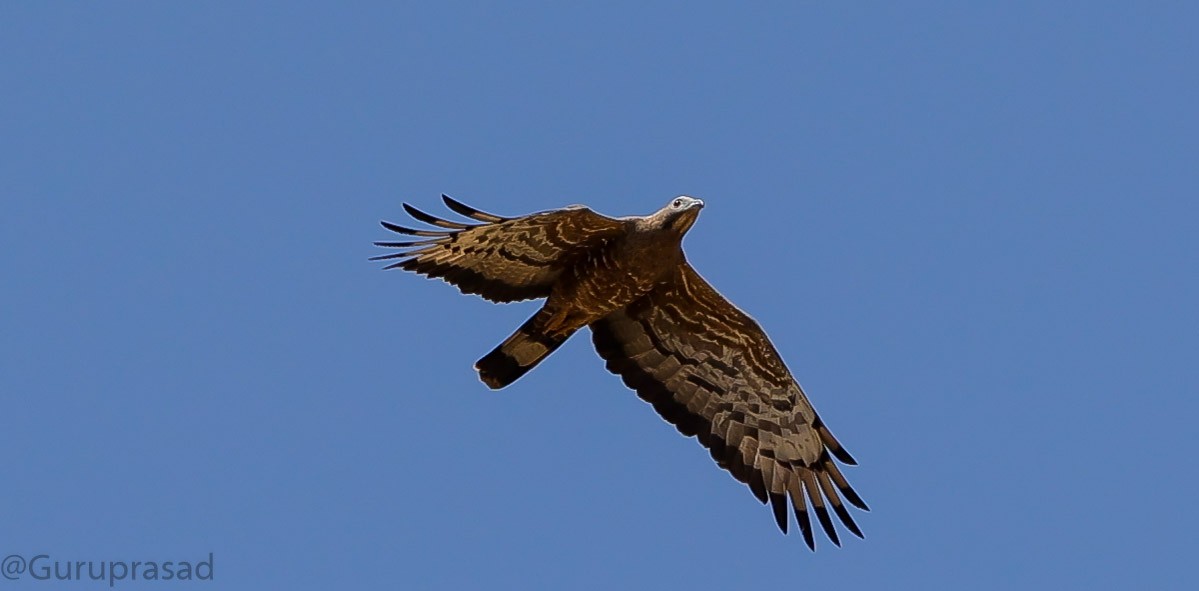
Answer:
[589,262,867,550]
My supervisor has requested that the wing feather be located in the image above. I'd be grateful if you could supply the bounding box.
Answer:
[402,203,477,229]
[822,455,870,510]
[801,469,840,546]
[817,469,864,538]
[589,262,865,549]
[375,196,625,302]
[769,492,790,534]
[379,221,443,237]
[787,470,817,551]
[441,194,511,223]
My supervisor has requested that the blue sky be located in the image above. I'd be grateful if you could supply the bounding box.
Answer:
[2,2,1196,589]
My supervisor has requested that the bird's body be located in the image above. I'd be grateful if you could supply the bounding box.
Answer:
[374,195,867,550]
[479,203,699,387]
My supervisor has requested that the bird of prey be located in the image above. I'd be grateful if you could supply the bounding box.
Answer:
[373,195,867,549]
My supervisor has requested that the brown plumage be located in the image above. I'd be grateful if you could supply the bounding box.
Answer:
[374,195,868,549]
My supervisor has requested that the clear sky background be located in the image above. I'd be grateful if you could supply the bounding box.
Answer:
[2,2,1196,589]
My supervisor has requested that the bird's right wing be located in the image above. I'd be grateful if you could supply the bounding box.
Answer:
[589,263,867,550]
[373,195,625,302]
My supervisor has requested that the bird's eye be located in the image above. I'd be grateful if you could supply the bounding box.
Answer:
[673,198,684,208]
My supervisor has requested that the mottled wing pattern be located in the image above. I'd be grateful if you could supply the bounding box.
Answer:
[589,263,868,549]
[373,195,625,302]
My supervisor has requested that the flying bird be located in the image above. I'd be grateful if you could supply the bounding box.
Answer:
[373,195,867,549]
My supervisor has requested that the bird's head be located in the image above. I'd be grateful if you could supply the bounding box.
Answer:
[661,195,704,234]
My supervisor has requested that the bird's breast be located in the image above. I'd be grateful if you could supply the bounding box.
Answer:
[555,242,679,318]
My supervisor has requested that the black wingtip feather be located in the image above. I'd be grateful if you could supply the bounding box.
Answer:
[374,240,436,248]
[403,203,473,229]
[813,416,858,466]
[842,487,869,512]
[802,471,841,547]
[797,510,816,551]
[814,505,841,547]
[786,474,817,551]
[748,473,769,505]
[769,492,789,534]
[832,502,864,539]
[368,252,413,261]
[442,194,509,223]
[789,491,815,550]
[833,447,858,466]
[821,456,870,511]
[380,220,445,237]
[817,471,865,539]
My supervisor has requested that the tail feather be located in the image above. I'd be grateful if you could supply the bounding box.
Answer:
[475,311,575,389]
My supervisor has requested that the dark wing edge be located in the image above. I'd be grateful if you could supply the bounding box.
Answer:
[373,195,624,303]
[589,262,867,550]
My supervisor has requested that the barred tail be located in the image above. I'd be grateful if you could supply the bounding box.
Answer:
[475,310,575,389]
